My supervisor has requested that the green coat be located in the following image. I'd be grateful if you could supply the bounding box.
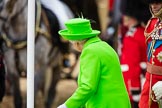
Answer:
[65,37,131,108]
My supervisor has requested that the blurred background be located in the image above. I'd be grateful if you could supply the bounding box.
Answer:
[0,0,151,108]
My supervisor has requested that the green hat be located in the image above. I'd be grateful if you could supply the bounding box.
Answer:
[58,18,100,40]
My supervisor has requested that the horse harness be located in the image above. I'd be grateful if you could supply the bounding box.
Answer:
[0,0,52,50]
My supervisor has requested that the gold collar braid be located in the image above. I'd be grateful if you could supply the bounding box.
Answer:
[154,8,162,20]
[150,6,162,20]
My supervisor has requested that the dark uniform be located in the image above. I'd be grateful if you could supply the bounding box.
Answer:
[0,50,5,102]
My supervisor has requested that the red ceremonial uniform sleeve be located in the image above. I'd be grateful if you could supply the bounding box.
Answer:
[121,27,146,90]
[130,27,147,90]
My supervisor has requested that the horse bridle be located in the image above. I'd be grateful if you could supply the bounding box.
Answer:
[35,0,52,42]
[0,0,27,50]
[0,0,52,50]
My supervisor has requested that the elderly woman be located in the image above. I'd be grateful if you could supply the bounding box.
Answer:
[57,18,131,108]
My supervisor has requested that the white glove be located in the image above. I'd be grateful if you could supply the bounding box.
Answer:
[131,90,141,102]
[57,104,67,108]
[132,94,141,102]
[152,81,162,100]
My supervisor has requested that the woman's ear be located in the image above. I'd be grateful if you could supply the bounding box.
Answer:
[76,42,80,46]
[75,42,83,52]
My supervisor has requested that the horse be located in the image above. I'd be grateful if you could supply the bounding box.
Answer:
[0,0,72,108]
[0,0,27,107]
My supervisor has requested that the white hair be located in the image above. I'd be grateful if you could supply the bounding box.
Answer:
[69,39,87,45]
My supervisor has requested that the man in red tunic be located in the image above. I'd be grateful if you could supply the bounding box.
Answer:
[139,0,162,108]
[120,0,150,107]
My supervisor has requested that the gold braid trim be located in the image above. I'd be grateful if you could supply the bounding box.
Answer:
[144,19,162,42]
[153,8,162,20]
[150,6,162,20]
[147,40,156,60]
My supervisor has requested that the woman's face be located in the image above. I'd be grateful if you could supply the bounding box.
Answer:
[150,2,162,14]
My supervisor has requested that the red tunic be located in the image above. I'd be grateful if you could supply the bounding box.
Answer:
[120,25,147,101]
[139,18,162,108]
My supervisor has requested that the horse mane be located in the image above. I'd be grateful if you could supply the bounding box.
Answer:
[41,5,70,54]
[60,0,80,17]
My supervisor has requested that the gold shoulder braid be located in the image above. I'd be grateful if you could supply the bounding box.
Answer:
[144,18,162,65]
[144,19,162,42]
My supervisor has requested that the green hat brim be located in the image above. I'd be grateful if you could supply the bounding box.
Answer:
[59,29,100,40]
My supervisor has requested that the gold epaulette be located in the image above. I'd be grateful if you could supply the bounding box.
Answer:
[144,19,162,42]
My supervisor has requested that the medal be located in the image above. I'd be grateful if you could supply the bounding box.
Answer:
[157,51,162,62]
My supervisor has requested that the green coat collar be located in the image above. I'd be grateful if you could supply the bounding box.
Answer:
[84,36,101,48]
